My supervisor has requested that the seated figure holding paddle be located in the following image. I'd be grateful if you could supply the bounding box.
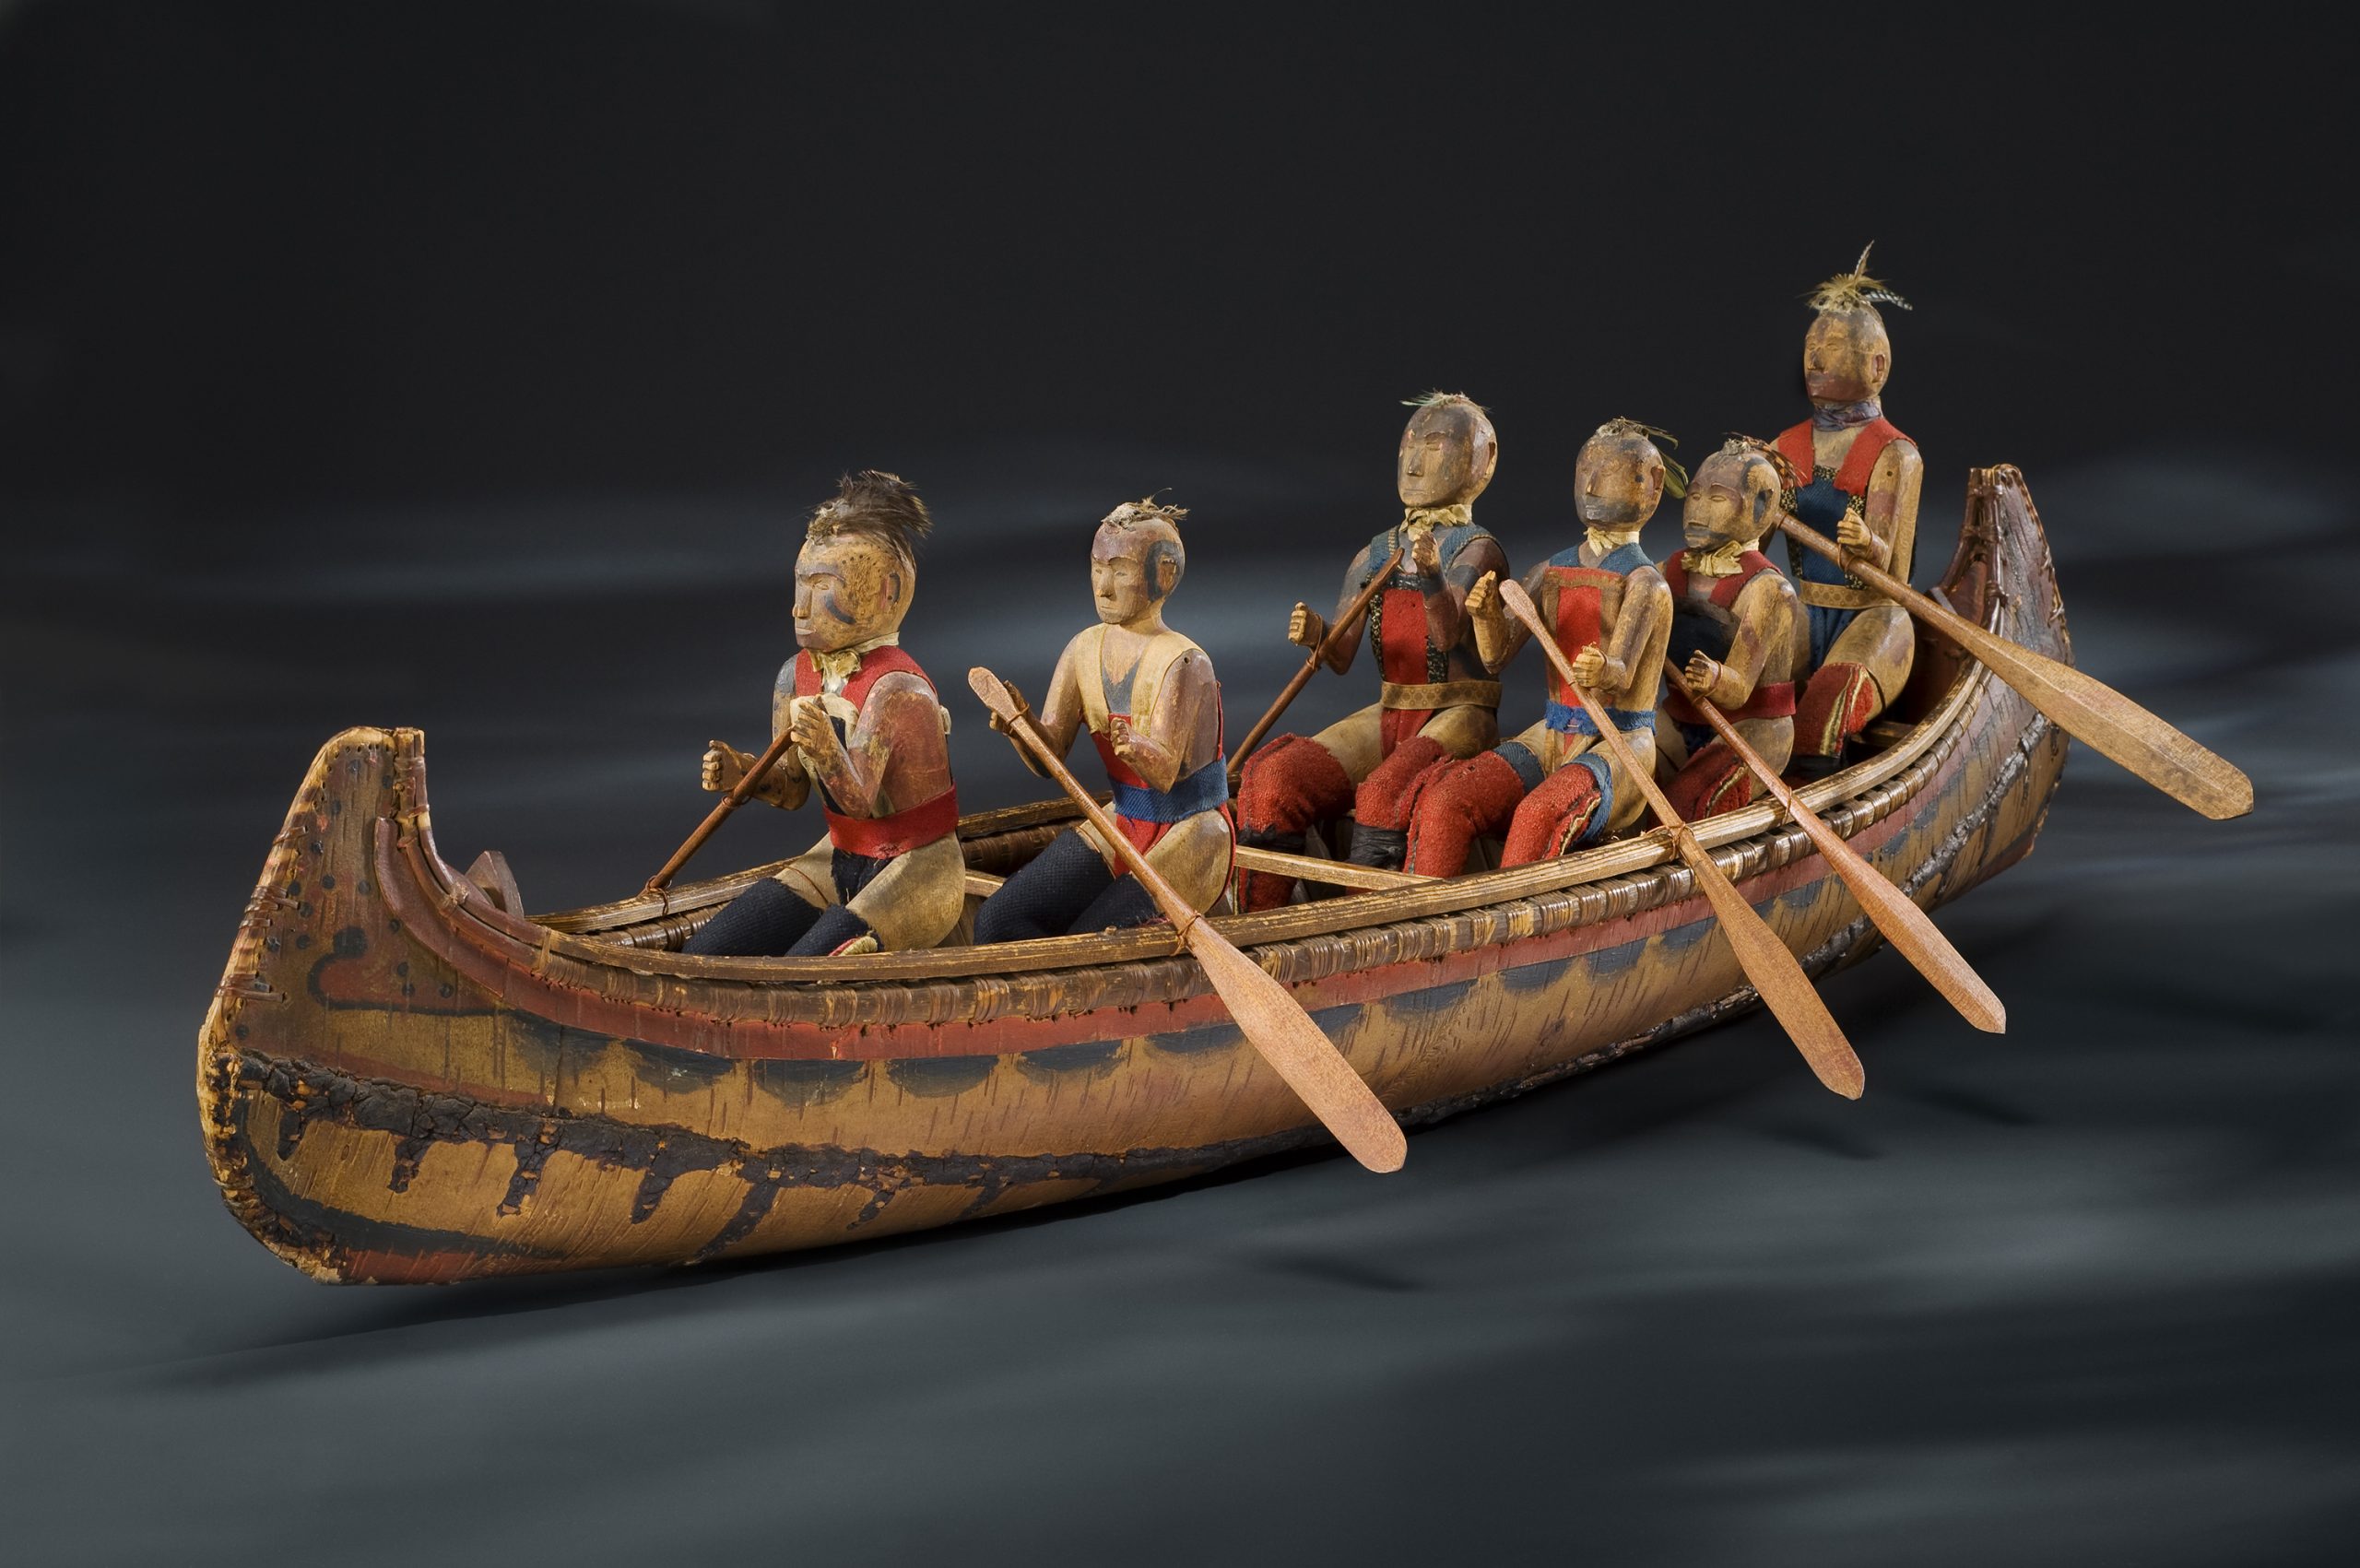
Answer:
[1396,419,1678,875]
[1776,246,1924,780]
[974,498,1234,941]
[1655,439,1804,817]
[1233,393,1509,905]
[683,472,964,958]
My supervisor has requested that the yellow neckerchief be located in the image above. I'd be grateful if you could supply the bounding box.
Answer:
[810,631,899,690]
[1584,525,1642,560]
[1399,502,1472,536]
[1682,537,1751,577]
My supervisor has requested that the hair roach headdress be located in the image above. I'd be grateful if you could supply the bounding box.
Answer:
[1102,493,1189,531]
[808,470,934,565]
[1597,416,1689,498]
[1402,390,1490,416]
[1807,243,1913,314]
[1721,433,1805,495]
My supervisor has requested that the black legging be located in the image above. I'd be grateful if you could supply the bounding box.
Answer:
[973,827,1162,943]
[683,878,876,957]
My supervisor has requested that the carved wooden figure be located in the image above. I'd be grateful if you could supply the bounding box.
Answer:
[1399,419,1679,876]
[683,472,963,957]
[973,499,1234,939]
[1655,439,1804,817]
[1234,393,1510,904]
[1776,245,1924,779]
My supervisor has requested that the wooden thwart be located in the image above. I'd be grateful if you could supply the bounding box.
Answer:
[1229,546,1406,783]
[969,666,1409,1173]
[1661,658,2005,1033]
[1498,580,1865,1099]
[1778,513,2252,820]
[1233,843,1427,892]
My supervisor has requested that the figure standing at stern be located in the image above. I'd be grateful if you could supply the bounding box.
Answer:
[684,472,964,958]
[974,499,1234,940]
[1233,393,1509,904]
[1776,246,1924,779]
[1399,419,1678,875]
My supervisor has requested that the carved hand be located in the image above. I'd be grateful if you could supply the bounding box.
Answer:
[1685,651,1724,696]
[1107,715,1149,767]
[787,698,840,761]
[1569,643,1606,689]
[700,741,750,795]
[1465,570,1500,622]
[1837,513,1873,555]
[1411,529,1442,579]
[1287,603,1328,651]
[985,678,1028,736]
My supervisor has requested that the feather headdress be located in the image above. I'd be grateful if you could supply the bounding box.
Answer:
[1807,243,1913,314]
[1402,389,1490,416]
[1102,493,1189,531]
[1596,416,1689,498]
[1720,433,1805,495]
[808,470,934,565]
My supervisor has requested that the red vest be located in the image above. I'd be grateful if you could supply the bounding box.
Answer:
[1775,417,1909,498]
[1539,559,1620,714]
[1658,551,1797,725]
[792,646,960,859]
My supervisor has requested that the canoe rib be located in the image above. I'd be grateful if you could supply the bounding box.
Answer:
[199,466,2071,1282]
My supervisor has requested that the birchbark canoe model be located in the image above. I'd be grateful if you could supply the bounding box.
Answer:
[201,466,2072,1284]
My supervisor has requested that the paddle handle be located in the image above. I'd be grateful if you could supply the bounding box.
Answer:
[1229,547,1405,780]
[1777,514,1984,655]
[642,725,802,896]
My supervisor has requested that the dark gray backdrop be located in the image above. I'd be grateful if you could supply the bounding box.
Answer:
[4,6,2354,1564]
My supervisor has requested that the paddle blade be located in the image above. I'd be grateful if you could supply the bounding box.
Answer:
[1183,925,1408,1173]
[1962,624,2251,819]
[1684,847,1865,1099]
[1793,813,2007,1034]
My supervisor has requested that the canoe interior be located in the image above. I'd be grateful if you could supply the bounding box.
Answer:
[197,466,2069,1283]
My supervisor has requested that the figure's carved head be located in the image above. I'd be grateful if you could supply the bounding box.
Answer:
[1397,392,1499,509]
[1802,244,1909,406]
[1575,418,1684,529]
[1091,496,1187,628]
[794,470,932,653]
[1682,438,1799,554]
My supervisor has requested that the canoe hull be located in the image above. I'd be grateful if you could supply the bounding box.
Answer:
[200,471,2069,1283]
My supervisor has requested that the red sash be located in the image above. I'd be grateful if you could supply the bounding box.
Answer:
[792,646,960,859]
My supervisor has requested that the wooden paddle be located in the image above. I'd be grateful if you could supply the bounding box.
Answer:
[1661,656,2006,1033]
[642,726,801,898]
[970,666,1408,1173]
[1229,547,1406,784]
[1777,515,2252,820]
[1497,580,1864,1098]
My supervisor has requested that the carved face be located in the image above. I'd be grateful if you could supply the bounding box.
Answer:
[1396,401,1499,509]
[1090,523,1180,627]
[793,533,911,652]
[1575,432,1666,528]
[1682,453,1782,553]
[1803,308,1892,404]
